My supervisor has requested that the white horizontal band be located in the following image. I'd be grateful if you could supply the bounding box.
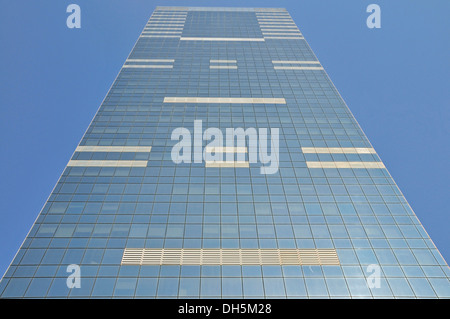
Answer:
[140,35,181,38]
[256,16,290,18]
[210,60,237,63]
[150,17,186,19]
[205,161,249,168]
[209,66,238,69]
[123,65,173,68]
[164,97,286,104]
[147,22,185,24]
[302,147,376,154]
[274,66,323,70]
[121,248,340,266]
[126,59,174,62]
[75,146,152,153]
[180,37,264,42]
[306,161,385,169]
[255,13,290,15]
[272,60,320,64]
[146,24,185,27]
[142,31,182,34]
[150,19,186,21]
[67,160,148,167]
[144,27,184,30]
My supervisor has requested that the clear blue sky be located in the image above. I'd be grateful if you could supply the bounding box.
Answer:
[0,0,449,277]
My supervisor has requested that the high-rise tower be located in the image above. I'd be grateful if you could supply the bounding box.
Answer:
[1,6,449,298]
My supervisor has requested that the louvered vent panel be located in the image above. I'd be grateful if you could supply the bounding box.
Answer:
[260,250,280,265]
[162,249,182,265]
[299,249,320,265]
[182,249,202,265]
[202,249,221,265]
[241,249,261,265]
[122,248,340,266]
[279,249,300,265]
[221,249,241,265]
[141,249,161,265]
[121,248,143,265]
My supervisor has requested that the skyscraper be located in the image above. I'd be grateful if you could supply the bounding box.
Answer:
[1,6,449,298]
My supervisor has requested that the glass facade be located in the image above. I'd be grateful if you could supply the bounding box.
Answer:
[1,6,449,299]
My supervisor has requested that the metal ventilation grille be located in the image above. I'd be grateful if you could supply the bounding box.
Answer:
[121,248,340,266]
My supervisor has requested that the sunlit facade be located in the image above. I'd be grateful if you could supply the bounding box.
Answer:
[1,6,449,298]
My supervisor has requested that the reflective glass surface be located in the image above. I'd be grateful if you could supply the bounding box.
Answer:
[0,7,449,299]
